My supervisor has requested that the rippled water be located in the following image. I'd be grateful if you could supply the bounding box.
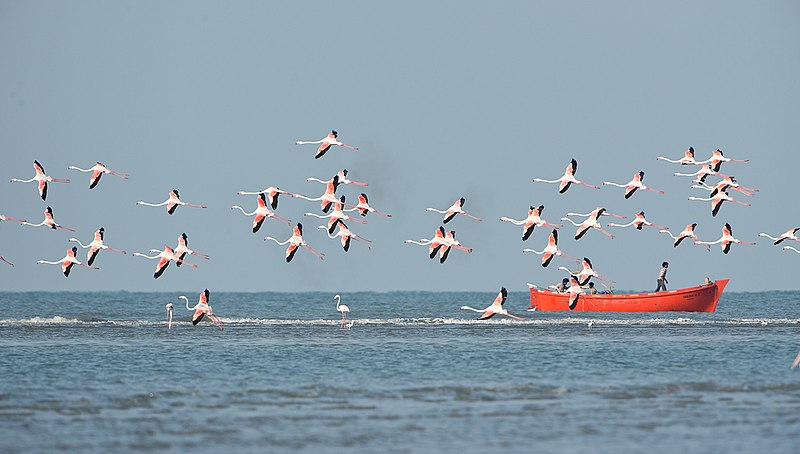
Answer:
[1,291,799,453]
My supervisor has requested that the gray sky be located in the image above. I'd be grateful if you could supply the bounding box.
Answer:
[1,1,799,292]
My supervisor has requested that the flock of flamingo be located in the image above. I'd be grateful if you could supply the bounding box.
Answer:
[1,135,799,344]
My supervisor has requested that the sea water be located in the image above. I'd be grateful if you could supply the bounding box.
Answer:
[1,291,798,453]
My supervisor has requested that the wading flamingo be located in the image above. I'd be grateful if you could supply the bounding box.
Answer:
[10,160,70,201]
[166,303,174,329]
[334,294,350,328]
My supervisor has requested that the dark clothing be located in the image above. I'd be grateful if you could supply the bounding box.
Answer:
[655,278,667,292]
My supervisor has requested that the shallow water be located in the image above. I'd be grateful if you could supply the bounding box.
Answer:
[1,291,798,453]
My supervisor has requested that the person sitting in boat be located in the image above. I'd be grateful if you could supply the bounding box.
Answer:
[554,278,569,293]
[587,282,598,294]
[655,261,669,292]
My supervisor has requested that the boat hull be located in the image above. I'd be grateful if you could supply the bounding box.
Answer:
[529,279,729,312]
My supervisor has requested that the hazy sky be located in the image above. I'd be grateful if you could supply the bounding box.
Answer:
[1,1,799,292]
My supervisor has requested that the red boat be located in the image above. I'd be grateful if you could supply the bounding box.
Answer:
[528,279,729,312]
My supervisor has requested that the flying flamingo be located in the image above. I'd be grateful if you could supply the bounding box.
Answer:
[500,205,561,241]
[565,276,583,310]
[306,169,368,187]
[37,246,98,277]
[673,164,729,184]
[656,147,702,165]
[561,208,620,240]
[69,227,127,266]
[460,287,524,321]
[133,245,197,279]
[1,256,13,267]
[607,211,668,231]
[174,233,210,267]
[404,226,447,259]
[67,162,129,189]
[758,228,800,245]
[334,294,350,328]
[10,160,70,201]
[522,229,578,267]
[792,351,800,369]
[1,214,27,224]
[426,197,481,224]
[344,193,393,217]
[603,171,664,199]
[532,158,600,193]
[295,130,359,159]
[558,257,615,288]
[136,190,207,215]
[698,149,749,172]
[783,246,800,254]
[264,223,325,262]
[438,230,472,264]
[564,207,626,220]
[318,220,372,252]
[236,186,294,210]
[659,223,709,250]
[305,195,366,234]
[692,176,757,197]
[166,303,174,329]
[292,175,352,213]
[20,207,75,232]
[179,289,223,330]
[688,190,750,217]
[232,193,292,233]
[695,223,755,254]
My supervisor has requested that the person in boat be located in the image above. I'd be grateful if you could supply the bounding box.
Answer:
[655,261,669,292]
[554,278,569,293]
[587,282,598,294]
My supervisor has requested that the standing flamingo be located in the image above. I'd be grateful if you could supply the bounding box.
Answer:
[500,205,561,241]
[695,223,755,254]
[179,289,223,330]
[522,229,578,267]
[133,246,197,279]
[607,211,668,231]
[69,227,127,266]
[236,186,294,210]
[334,294,350,328]
[20,207,75,232]
[68,162,129,189]
[404,226,447,259]
[296,130,359,159]
[1,256,14,267]
[688,190,750,217]
[603,171,664,199]
[264,223,325,262]
[318,220,372,252]
[426,197,481,224]
[758,228,800,245]
[10,160,70,201]
[37,246,98,277]
[561,208,620,240]
[656,147,702,165]
[344,193,393,217]
[306,169,368,187]
[136,190,207,215]
[305,195,366,234]
[166,303,174,329]
[460,287,524,321]
[532,158,599,193]
[659,223,709,250]
[174,233,210,267]
[232,193,292,233]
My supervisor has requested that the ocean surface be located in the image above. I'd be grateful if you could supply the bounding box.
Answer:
[1,290,798,453]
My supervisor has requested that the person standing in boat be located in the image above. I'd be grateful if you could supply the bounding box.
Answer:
[655,261,669,292]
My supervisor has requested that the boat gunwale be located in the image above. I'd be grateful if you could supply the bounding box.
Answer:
[529,279,729,301]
